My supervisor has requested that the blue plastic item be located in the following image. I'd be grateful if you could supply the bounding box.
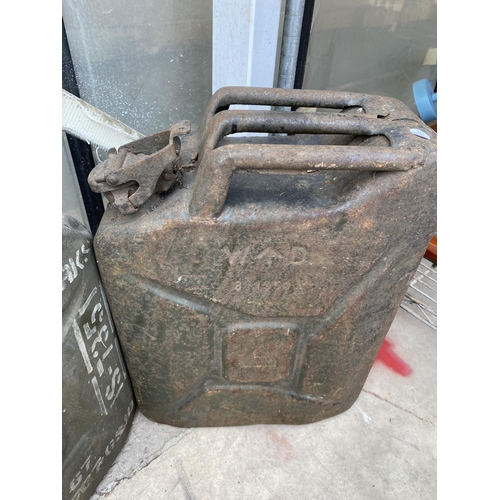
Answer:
[413,78,437,123]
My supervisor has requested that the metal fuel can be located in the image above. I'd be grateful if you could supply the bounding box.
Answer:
[87,87,436,427]
[62,214,135,499]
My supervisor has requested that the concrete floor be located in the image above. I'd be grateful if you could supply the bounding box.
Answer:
[89,263,437,500]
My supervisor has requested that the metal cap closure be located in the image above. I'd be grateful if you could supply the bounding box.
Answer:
[88,121,190,215]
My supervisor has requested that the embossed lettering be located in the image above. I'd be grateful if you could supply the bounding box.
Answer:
[222,244,308,269]
[255,247,283,264]
[222,245,250,266]
[272,281,292,301]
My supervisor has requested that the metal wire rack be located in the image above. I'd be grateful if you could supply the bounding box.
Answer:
[400,258,437,331]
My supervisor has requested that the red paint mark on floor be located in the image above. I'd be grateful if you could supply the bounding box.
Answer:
[375,339,412,376]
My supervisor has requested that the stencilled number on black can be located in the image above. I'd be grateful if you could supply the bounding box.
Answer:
[72,283,128,415]
[68,401,134,500]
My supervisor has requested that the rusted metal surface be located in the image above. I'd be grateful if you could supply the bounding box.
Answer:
[88,121,191,215]
[88,87,437,427]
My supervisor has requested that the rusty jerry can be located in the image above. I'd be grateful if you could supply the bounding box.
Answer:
[62,214,135,499]
[88,87,436,427]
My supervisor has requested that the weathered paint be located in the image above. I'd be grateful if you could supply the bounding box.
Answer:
[89,87,436,427]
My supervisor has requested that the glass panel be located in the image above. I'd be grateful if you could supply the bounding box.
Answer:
[62,132,90,230]
[303,0,437,113]
[62,0,212,136]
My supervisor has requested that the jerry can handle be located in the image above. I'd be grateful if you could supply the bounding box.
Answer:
[189,90,433,219]
[197,86,396,143]
[188,141,425,219]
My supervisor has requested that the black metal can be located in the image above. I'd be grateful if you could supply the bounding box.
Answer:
[62,214,135,500]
